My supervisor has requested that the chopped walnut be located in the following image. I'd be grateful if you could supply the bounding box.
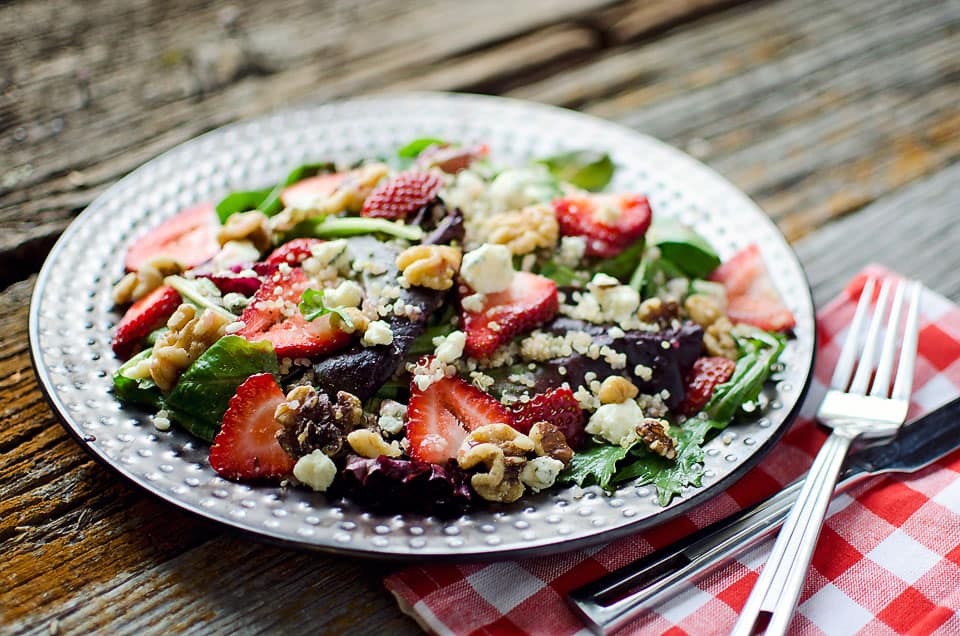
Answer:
[528,421,574,466]
[269,163,389,233]
[346,429,402,459]
[598,376,639,405]
[684,294,724,329]
[476,204,558,255]
[457,424,535,503]
[216,210,271,252]
[637,297,679,324]
[704,317,738,359]
[396,244,462,290]
[112,257,183,305]
[149,304,230,391]
[637,418,677,460]
[274,385,364,458]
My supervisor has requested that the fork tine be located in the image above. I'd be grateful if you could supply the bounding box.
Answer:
[891,281,922,401]
[831,277,876,390]
[869,280,907,397]
[849,278,893,394]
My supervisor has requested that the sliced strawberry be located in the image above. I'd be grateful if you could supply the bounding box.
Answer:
[265,238,325,266]
[709,244,796,332]
[461,272,559,359]
[679,356,737,416]
[553,193,652,257]
[236,267,352,358]
[124,203,220,272]
[511,386,585,449]
[111,285,181,359]
[209,373,294,481]
[361,170,443,219]
[406,374,515,464]
[279,172,347,209]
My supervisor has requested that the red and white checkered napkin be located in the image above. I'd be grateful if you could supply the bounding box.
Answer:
[386,266,960,636]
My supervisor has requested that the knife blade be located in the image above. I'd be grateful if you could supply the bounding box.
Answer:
[568,395,960,635]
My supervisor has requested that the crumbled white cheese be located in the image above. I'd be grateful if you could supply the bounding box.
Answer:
[213,239,261,270]
[558,236,587,266]
[593,199,622,225]
[585,399,645,447]
[434,330,466,364]
[487,166,558,212]
[378,400,407,436]
[361,320,394,346]
[461,292,486,313]
[309,239,349,265]
[324,280,363,308]
[460,243,515,294]
[293,450,337,492]
[520,456,565,492]
[222,292,250,313]
[589,274,640,324]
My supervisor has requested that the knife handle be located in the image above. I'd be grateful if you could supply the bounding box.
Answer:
[568,469,868,635]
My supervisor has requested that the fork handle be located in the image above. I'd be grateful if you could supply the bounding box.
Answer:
[731,430,855,636]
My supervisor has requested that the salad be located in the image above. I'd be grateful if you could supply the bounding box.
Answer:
[109,139,796,516]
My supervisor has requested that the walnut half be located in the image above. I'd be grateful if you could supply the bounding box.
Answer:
[457,424,534,503]
[396,245,462,290]
[637,418,677,460]
[274,385,365,459]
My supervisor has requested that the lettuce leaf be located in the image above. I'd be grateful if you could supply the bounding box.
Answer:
[113,350,161,408]
[215,162,335,223]
[559,443,630,490]
[163,335,279,441]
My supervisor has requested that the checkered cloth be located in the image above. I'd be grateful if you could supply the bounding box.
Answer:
[386,266,960,635]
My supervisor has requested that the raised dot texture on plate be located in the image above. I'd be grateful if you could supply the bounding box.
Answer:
[29,92,814,559]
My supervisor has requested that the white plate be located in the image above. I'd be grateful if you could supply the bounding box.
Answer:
[30,93,815,559]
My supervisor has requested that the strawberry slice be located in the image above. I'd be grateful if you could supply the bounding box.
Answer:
[461,272,558,359]
[209,373,295,481]
[511,386,585,449]
[265,238,325,266]
[553,193,652,257]
[111,285,181,359]
[361,171,443,219]
[679,356,737,416]
[406,374,515,464]
[709,244,796,332]
[124,203,220,272]
[279,172,346,209]
[236,266,352,358]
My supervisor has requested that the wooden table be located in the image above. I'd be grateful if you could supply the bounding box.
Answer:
[3,0,958,632]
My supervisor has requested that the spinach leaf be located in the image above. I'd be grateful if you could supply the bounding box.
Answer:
[536,150,614,191]
[299,288,354,329]
[647,219,721,279]
[559,442,631,490]
[704,328,786,422]
[590,239,645,282]
[113,350,161,408]
[397,138,447,158]
[216,188,272,224]
[614,418,717,505]
[215,162,335,223]
[286,215,424,241]
[164,336,279,441]
[538,260,581,286]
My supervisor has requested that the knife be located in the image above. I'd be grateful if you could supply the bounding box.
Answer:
[568,395,960,635]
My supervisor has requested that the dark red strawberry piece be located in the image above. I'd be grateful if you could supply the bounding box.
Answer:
[111,285,181,359]
[679,356,737,416]
[209,373,295,481]
[461,272,558,359]
[406,373,515,464]
[280,172,346,209]
[553,193,652,257]
[511,386,586,449]
[709,244,796,332]
[124,203,220,272]
[417,143,489,173]
[361,170,443,219]
[236,267,352,358]
[265,238,325,266]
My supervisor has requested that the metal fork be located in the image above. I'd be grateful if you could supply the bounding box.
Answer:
[731,277,921,636]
